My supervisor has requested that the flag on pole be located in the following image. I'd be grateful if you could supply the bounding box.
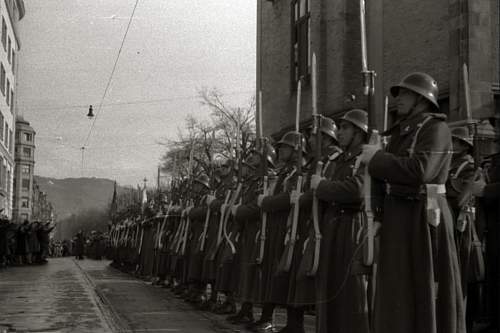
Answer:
[109,181,118,222]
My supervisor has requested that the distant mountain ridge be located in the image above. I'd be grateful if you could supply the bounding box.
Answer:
[33,176,127,219]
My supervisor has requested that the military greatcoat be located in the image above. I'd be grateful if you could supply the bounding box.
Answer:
[233,175,260,302]
[314,146,370,333]
[369,112,466,333]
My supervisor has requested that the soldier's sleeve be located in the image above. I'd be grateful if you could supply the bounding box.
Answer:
[369,120,452,184]
[315,163,364,204]
[234,204,260,221]
[299,189,314,207]
[188,206,208,220]
[483,182,500,199]
[209,199,223,211]
[261,192,291,212]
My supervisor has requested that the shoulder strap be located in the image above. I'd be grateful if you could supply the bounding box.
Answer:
[352,154,363,176]
[322,151,341,176]
[452,159,473,179]
[408,116,434,158]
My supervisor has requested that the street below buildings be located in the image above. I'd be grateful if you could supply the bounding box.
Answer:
[0,258,315,333]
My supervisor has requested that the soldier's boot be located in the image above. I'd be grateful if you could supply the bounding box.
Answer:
[212,292,226,313]
[277,307,305,333]
[215,301,236,315]
[227,302,254,324]
[247,303,275,332]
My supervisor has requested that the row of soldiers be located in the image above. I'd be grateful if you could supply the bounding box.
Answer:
[109,72,500,333]
[0,218,55,267]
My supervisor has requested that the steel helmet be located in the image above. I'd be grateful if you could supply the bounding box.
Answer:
[451,126,473,147]
[339,109,368,133]
[250,141,277,168]
[277,131,308,154]
[390,72,439,111]
[194,174,210,189]
[319,116,338,142]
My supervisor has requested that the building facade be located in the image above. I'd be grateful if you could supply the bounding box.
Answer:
[13,115,34,222]
[257,0,499,146]
[0,0,24,218]
[31,180,54,223]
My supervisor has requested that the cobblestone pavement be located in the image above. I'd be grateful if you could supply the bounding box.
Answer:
[0,258,113,332]
[0,258,315,333]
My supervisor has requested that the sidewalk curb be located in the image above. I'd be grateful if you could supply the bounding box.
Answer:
[73,259,132,333]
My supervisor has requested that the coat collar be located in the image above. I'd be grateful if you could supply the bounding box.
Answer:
[382,111,447,137]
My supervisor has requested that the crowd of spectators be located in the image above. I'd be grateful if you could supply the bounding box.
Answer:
[0,218,55,268]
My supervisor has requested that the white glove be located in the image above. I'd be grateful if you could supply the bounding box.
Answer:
[310,174,325,190]
[471,170,487,197]
[231,204,240,216]
[257,194,266,208]
[206,195,216,206]
[289,190,301,205]
[361,144,381,164]
[220,203,227,215]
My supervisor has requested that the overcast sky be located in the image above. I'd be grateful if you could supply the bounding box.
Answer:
[16,0,256,186]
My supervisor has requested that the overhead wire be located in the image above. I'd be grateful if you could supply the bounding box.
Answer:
[82,0,141,149]
[19,90,254,112]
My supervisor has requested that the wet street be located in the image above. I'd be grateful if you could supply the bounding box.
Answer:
[0,258,315,333]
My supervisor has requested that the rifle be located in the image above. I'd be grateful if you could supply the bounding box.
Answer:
[456,63,481,208]
[158,202,172,249]
[221,121,244,258]
[382,96,389,147]
[360,0,378,266]
[459,62,485,281]
[278,78,304,273]
[308,53,323,276]
[257,90,269,265]
[179,142,196,256]
[200,134,216,252]
[207,189,232,261]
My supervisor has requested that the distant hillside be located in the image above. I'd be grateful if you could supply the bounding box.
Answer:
[33,176,127,219]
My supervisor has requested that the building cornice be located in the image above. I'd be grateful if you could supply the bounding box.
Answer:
[4,0,21,50]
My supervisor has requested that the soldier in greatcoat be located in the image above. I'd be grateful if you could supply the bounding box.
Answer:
[252,131,305,333]
[445,126,485,331]
[471,114,500,333]
[362,72,466,333]
[227,143,277,326]
[185,174,211,303]
[285,116,342,332]
[204,159,236,312]
[309,110,370,333]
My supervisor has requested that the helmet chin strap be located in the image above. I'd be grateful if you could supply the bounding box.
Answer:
[401,95,425,122]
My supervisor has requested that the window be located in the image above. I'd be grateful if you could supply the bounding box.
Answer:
[1,163,6,189]
[20,213,28,221]
[1,19,6,51]
[7,169,11,194]
[0,113,3,141]
[7,38,11,63]
[0,64,5,96]
[21,197,29,208]
[4,123,8,146]
[21,165,30,174]
[21,178,29,190]
[24,133,32,142]
[9,129,12,152]
[6,79,10,105]
[11,50,14,73]
[291,0,311,87]
[10,90,13,112]
[22,147,30,157]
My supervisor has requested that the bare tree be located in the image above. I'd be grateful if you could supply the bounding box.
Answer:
[159,88,256,183]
